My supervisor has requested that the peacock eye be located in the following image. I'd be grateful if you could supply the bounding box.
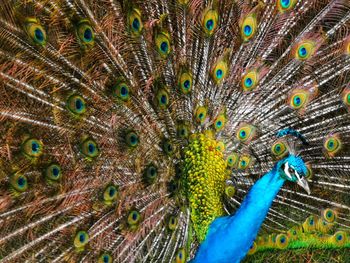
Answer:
[46,163,62,181]
[322,208,335,223]
[125,131,139,148]
[213,114,227,131]
[341,88,350,107]
[242,70,259,92]
[324,135,342,157]
[98,253,112,263]
[103,185,119,204]
[76,20,95,48]
[195,106,208,124]
[167,215,178,231]
[162,140,176,156]
[81,138,99,158]
[144,164,158,184]
[179,72,192,94]
[112,82,130,102]
[155,32,171,58]
[277,0,297,12]
[67,94,87,115]
[212,60,228,84]
[202,9,219,36]
[74,230,89,249]
[294,41,316,60]
[241,14,257,42]
[271,140,288,159]
[127,210,141,226]
[236,124,256,143]
[128,9,143,36]
[156,89,170,109]
[10,173,28,192]
[175,248,186,263]
[288,89,310,110]
[177,123,190,139]
[238,155,252,170]
[225,185,236,198]
[22,138,44,158]
[226,153,239,168]
[25,18,47,46]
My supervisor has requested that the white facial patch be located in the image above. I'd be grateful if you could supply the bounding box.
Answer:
[283,162,293,180]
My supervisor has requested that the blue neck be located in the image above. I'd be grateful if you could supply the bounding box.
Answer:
[193,166,285,263]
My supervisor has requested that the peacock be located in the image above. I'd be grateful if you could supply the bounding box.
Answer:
[0,0,350,262]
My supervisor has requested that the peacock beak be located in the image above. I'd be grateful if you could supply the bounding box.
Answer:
[297,176,311,195]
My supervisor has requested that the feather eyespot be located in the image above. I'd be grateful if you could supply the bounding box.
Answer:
[125,131,139,148]
[103,185,118,205]
[81,138,99,158]
[112,82,130,102]
[322,209,335,223]
[167,215,178,231]
[128,9,143,36]
[238,155,252,169]
[324,134,342,157]
[10,173,28,192]
[241,14,257,42]
[177,123,190,139]
[155,32,171,58]
[25,18,47,46]
[144,164,158,184]
[225,185,236,198]
[22,138,43,158]
[213,114,226,131]
[156,89,170,109]
[76,20,95,48]
[294,41,316,60]
[74,230,89,249]
[226,153,239,168]
[195,106,207,124]
[127,210,141,227]
[236,124,256,143]
[242,70,259,91]
[67,94,86,115]
[98,253,112,263]
[202,9,219,36]
[211,60,228,84]
[288,89,310,110]
[277,0,297,12]
[271,140,288,158]
[179,71,192,94]
[46,163,62,181]
[162,140,176,156]
[275,234,289,249]
[175,248,186,263]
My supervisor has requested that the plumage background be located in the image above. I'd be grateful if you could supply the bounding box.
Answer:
[0,0,350,262]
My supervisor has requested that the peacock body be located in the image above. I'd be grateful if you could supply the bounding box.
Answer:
[0,0,350,262]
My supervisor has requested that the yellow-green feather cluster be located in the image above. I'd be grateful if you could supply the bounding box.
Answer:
[183,133,227,242]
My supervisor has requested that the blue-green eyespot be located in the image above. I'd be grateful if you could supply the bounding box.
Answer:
[45,163,62,181]
[10,173,28,192]
[98,253,112,263]
[80,138,99,158]
[74,230,89,249]
[76,20,95,48]
[128,9,143,36]
[103,185,119,205]
[25,18,47,46]
[67,94,86,115]
[22,138,43,158]
[125,131,139,148]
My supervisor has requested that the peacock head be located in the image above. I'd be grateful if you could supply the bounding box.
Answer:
[278,155,310,195]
